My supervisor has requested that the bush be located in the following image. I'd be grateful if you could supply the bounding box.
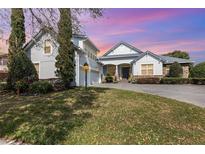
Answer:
[0,82,7,91]
[191,78,205,85]
[0,72,8,82]
[169,62,183,77]
[131,77,161,84]
[30,81,53,94]
[160,78,191,84]
[105,73,113,83]
[15,80,29,93]
[190,62,205,78]
[7,51,38,90]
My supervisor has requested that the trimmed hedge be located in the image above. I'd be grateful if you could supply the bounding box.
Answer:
[160,78,191,84]
[191,78,205,85]
[29,81,53,94]
[132,77,161,84]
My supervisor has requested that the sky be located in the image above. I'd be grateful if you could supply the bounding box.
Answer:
[80,8,205,63]
[1,8,205,63]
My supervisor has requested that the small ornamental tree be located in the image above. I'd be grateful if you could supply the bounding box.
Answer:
[190,62,205,78]
[169,62,183,77]
[55,8,75,88]
[7,9,38,90]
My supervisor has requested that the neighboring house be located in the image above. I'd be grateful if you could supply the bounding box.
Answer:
[0,53,8,73]
[0,38,9,73]
[98,41,193,79]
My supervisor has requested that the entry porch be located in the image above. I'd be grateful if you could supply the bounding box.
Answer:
[103,64,132,80]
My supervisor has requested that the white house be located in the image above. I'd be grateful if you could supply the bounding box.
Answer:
[23,30,103,86]
[98,41,193,79]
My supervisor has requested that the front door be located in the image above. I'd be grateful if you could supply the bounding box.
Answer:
[122,67,129,79]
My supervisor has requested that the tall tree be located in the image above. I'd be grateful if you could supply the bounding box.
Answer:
[163,50,190,59]
[7,9,37,90]
[55,9,75,88]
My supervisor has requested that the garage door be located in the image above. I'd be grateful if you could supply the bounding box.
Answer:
[90,70,99,85]
[79,68,100,86]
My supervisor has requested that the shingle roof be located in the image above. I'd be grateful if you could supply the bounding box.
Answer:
[99,53,140,60]
[130,51,193,64]
[160,55,194,64]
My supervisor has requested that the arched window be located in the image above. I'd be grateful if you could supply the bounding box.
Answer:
[44,39,52,54]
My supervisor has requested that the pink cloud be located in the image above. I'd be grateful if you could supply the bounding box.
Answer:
[106,28,145,36]
[133,39,205,54]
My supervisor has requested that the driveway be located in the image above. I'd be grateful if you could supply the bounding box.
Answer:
[94,82,205,108]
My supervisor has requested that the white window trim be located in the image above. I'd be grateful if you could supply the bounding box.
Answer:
[141,63,154,75]
[43,40,53,55]
[33,61,40,79]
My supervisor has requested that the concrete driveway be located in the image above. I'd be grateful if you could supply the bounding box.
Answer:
[94,82,205,108]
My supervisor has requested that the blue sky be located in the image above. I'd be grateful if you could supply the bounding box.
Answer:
[81,8,205,63]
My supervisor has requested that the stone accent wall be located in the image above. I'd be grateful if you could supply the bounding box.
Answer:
[163,64,190,78]
[182,65,190,78]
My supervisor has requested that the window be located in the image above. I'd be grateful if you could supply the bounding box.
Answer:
[44,40,52,54]
[141,64,153,75]
[34,63,40,76]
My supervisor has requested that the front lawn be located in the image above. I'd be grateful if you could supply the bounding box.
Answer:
[0,87,204,144]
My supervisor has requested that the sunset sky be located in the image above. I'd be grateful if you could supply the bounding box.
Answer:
[80,8,205,63]
[1,8,205,63]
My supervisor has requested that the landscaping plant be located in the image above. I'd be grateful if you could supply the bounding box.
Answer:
[169,62,183,77]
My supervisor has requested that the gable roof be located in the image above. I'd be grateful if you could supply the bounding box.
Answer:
[102,41,143,57]
[23,29,99,52]
[131,51,165,64]
[131,50,194,64]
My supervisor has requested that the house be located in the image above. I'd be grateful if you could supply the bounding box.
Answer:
[98,41,193,80]
[0,53,8,73]
[0,30,103,86]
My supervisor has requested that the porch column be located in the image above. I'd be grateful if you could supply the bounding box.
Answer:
[115,65,119,80]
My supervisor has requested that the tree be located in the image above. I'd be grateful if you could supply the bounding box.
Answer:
[190,62,205,78]
[169,62,183,77]
[0,9,103,38]
[55,9,75,88]
[7,9,38,89]
[163,50,190,59]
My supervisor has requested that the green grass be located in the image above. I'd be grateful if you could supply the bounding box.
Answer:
[0,87,205,144]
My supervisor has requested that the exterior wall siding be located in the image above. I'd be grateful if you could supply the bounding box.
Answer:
[107,44,137,56]
[132,54,163,76]
[27,33,101,86]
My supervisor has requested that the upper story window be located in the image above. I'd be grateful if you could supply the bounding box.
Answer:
[44,39,52,54]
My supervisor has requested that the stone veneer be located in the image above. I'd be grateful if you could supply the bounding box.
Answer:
[163,64,190,78]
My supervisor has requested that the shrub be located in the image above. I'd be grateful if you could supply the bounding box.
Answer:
[191,78,205,85]
[131,77,161,84]
[0,72,8,82]
[0,82,7,91]
[190,62,205,78]
[7,51,38,90]
[105,73,113,83]
[169,62,183,77]
[160,78,191,84]
[30,81,53,94]
[15,80,29,93]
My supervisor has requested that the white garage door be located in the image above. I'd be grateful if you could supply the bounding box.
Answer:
[79,68,100,86]
[79,68,85,86]
[90,70,99,85]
